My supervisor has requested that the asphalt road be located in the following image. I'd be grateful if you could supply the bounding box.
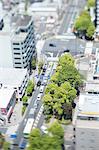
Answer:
[42,38,86,57]
[12,63,54,149]
[12,87,42,149]
[58,0,77,34]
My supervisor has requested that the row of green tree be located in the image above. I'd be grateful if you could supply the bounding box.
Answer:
[0,133,10,150]
[22,80,35,115]
[43,54,83,121]
[27,121,64,150]
[74,10,95,39]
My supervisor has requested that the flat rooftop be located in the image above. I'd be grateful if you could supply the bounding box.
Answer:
[78,94,99,116]
[12,32,27,42]
[0,68,27,87]
[76,120,99,129]
[0,88,15,108]
[11,15,32,28]
[85,81,99,92]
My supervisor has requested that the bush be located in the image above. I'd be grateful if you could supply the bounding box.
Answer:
[22,105,26,115]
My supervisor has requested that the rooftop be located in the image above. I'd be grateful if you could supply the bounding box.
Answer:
[0,68,27,87]
[0,88,15,108]
[12,32,27,42]
[76,120,99,129]
[78,94,99,117]
[85,81,99,92]
[11,14,32,28]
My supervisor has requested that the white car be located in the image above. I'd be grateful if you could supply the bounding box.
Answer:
[41,125,48,134]
[40,85,45,93]
[37,93,42,101]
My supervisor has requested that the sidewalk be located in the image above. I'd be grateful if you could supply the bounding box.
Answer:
[7,101,23,127]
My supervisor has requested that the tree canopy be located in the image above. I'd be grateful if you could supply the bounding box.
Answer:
[74,10,95,38]
[87,0,95,8]
[28,121,64,150]
[42,54,81,120]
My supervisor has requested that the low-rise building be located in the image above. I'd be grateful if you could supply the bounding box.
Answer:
[0,88,16,123]
[0,68,29,100]
[73,93,99,150]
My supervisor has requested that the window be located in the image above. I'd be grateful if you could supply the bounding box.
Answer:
[14,53,20,55]
[15,62,21,64]
[14,48,20,50]
[15,67,22,68]
[13,43,19,45]
[14,58,21,59]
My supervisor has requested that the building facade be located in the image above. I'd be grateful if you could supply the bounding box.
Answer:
[73,94,99,150]
[11,15,36,70]
[0,89,16,123]
[0,14,36,70]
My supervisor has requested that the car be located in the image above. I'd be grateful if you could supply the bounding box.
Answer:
[19,138,27,149]
[29,108,36,118]
[42,79,47,86]
[41,125,48,134]
[33,101,38,109]
[37,80,41,86]
[40,85,45,93]
[49,43,56,47]
[37,93,42,101]
[63,49,70,53]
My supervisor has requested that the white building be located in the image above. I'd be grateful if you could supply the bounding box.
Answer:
[28,0,63,20]
[0,88,16,123]
[0,68,29,100]
[73,93,99,150]
[0,14,36,71]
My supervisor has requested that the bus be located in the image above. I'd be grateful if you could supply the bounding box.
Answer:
[23,118,34,138]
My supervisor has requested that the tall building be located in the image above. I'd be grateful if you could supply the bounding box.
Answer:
[95,0,99,29]
[73,93,99,150]
[0,14,36,70]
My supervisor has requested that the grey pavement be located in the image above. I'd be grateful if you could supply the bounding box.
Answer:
[42,38,86,57]
[64,124,73,150]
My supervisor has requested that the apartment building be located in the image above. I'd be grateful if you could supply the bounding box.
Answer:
[73,93,99,150]
[0,14,36,70]
[11,15,36,70]
[95,0,99,29]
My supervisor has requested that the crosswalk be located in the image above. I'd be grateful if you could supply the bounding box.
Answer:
[33,105,43,129]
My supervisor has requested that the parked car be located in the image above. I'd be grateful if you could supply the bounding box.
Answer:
[19,138,27,149]
[40,85,45,93]
[37,80,41,86]
[37,93,42,101]
[49,43,56,47]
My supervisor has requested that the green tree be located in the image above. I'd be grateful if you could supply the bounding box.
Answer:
[3,142,10,150]
[0,133,4,149]
[26,80,34,96]
[28,124,63,150]
[59,53,74,66]
[86,23,95,38]
[87,0,95,8]
[45,83,58,95]
[25,0,29,12]
[38,61,44,74]
[22,105,26,115]
[22,96,28,103]
[48,121,64,140]
[31,59,36,70]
